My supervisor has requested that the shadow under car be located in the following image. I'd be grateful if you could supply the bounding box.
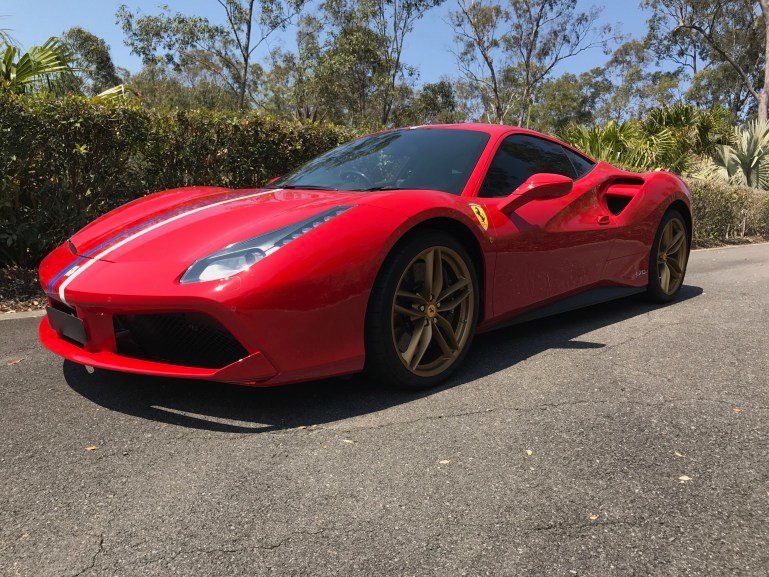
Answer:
[63,285,704,433]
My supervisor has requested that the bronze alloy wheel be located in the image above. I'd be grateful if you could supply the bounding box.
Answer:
[656,216,688,295]
[390,246,475,377]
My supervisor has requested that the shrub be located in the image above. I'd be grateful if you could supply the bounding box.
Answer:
[749,190,769,237]
[0,93,353,266]
[688,180,769,240]
[2,93,767,267]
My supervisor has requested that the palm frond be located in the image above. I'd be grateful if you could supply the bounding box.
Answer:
[561,120,675,172]
[0,36,76,93]
[92,83,136,103]
[693,121,769,190]
[0,28,13,47]
[688,157,731,183]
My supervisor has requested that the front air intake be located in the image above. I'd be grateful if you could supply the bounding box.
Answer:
[114,312,249,369]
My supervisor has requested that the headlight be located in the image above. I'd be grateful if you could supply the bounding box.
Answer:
[180,205,353,284]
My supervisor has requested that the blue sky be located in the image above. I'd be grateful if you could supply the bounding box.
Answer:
[2,0,649,84]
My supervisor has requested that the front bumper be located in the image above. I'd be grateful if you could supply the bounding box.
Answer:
[39,219,376,386]
[39,308,278,385]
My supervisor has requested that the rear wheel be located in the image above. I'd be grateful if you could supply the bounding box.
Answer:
[365,231,479,389]
[647,209,689,302]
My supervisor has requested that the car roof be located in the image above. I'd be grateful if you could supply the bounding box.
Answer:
[410,123,513,136]
[410,123,597,163]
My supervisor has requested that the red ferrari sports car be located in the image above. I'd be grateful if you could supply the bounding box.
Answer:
[39,124,691,389]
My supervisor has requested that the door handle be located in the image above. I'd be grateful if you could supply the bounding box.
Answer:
[598,215,610,225]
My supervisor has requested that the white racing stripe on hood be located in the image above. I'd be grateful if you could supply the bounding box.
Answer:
[58,189,279,306]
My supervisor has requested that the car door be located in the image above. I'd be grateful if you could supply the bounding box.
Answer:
[475,134,615,317]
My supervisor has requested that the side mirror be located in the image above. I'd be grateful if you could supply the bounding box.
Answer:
[266,176,281,185]
[499,173,573,214]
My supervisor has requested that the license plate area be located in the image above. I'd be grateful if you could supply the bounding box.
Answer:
[46,306,87,345]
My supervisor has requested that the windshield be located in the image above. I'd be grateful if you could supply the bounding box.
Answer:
[271,128,490,195]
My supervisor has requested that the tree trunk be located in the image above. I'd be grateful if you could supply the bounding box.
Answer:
[495,95,504,124]
[761,0,769,122]
[681,13,766,122]
[238,65,249,110]
[238,0,256,110]
[488,66,503,123]
[381,101,393,127]
[517,84,530,127]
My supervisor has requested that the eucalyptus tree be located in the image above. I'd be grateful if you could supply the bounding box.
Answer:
[318,0,444,126]
[117,0,306,109]
[128,63,241,110]
[642,0,767,122]
[394,80,467,125]
[62,27,124,95]
[449,0,617,125]
[259,0,444,127]
[505,0,617,126]
[315,21,390,126]
[261,15,325,122]
[371,0,445,125]
[259,6,389,126]
[449,0,515,123]
[594,39,681,124]
[528,69,609,133]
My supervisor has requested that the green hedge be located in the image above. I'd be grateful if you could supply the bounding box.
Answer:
[689,181,769,241]
[2,94,767,266]
[0,93,352,266]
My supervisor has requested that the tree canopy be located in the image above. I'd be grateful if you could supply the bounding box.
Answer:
[4,0,769,139]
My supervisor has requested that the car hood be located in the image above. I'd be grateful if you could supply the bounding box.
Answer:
[68,186,369,264]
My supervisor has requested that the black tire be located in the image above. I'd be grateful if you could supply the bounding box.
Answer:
[647,208,690,303]
[364,230,480,390]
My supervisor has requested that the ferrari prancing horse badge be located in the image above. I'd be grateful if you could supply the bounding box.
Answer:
[470,204,489,231]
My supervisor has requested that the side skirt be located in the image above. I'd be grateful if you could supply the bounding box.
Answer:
[484,286,646,331]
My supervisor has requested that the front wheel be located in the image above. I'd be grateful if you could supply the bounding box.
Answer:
[365,231,479,389]
[647,209,690,302]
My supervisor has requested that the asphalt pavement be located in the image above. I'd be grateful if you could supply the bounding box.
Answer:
[1,243,768,577]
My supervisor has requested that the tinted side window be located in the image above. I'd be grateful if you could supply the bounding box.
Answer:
[563,147,596,179]
[479,135,575,197]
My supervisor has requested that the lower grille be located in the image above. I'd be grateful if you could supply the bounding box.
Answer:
[114,312,249,369]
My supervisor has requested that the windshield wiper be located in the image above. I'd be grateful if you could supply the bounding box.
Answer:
[268,184,338,190]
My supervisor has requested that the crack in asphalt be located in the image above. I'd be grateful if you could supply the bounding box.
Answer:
[126,527,375,567]
[597,321,684,349]
[520,517,653,534]
[68,533,104,577]
[94,517,653,571]
[321,396,769,435]
[177,393,769,443]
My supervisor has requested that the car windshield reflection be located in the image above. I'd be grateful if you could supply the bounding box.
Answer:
[272,128,490,195]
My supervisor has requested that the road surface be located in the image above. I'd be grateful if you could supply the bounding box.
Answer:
[1,243,768,576]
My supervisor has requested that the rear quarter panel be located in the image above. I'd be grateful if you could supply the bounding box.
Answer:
[603,170,691,285]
